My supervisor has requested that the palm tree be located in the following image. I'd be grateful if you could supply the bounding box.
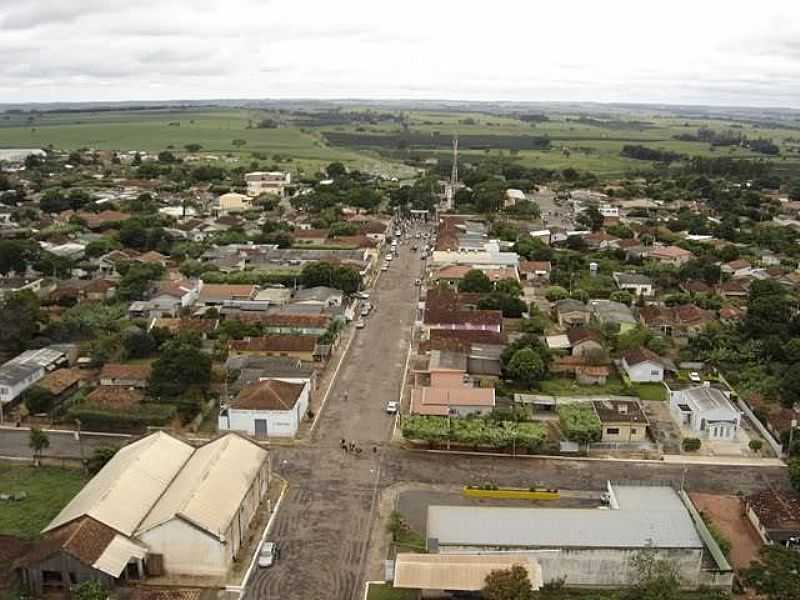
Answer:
[29,427,50,467]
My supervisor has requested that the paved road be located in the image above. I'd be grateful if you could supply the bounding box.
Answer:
[0,428,128,460]
[246,229,425,600]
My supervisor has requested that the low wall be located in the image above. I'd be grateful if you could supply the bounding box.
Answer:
[463,487,559,501]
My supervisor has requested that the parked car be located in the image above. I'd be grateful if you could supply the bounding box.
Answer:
[381,264,389,272]
[385,401,399,414]
[355,291,370,300]
[688,371,702,383]
[414,278,421,286]
[355,319,365,329]
[258,542,277,568]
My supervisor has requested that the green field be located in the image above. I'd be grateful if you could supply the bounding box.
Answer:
[0,464,87,538]
[0,108,412,178]
[3,105,799,179]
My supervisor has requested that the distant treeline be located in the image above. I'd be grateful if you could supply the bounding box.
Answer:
[674,127,780,155]
[324,132,552,151]
[292,110,403,127]
[517,113,550,123]
[621,144,683,163]
[567,116,655,130]
[3,105,216,116]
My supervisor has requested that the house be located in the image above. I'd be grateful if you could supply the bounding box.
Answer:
[639,304,713,339]
[219,379,310,438]
[518,261,551,283]
[424,290,503,334]
[612,272,654,297]
[225,355,318,393]
[427,329,505,352]
[414,350,468,387]
[292,286,343,307]
[621,347,668,383]
[34,369,84,401]
[0,277,44,299]
[229,335,318,361]
[553,299,591,327]
[77,210,130,230]
[669,384,741,440]
[15,431,270,591]
[717,279,749,299]
[745,489,800,546]
[434,265,472,289]
[722,259,753,279]
[410,386,495,417]
[425,482,732,589]
[0,345,75,405]
[550,355,610,385]
[593,399,649,443]
[147,279,201,317]
[583,231,620,250]
[213,192,252,216]
[148,318,218,339]
[245,313,330,336]
[504,188,526,208]
[589,300,637,333]
[292,229,329,245]
[82,279,116,302]
[197,283,256,306]
[98,363,151,388]
[244,171,291,197]
[680,280,713,295]
[566,328,603,357]
[647,245,693,266]
[253,287,293,305]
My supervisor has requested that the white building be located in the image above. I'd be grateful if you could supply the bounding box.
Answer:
[0,345,73,405]
[669,384,741,440]
[245,171,291,197]
[33,431,270,581]
[504,188,526,208]
[214,192,252,216]
[621,348,665,383]
[612,272,654,297]
[219,379,310,438]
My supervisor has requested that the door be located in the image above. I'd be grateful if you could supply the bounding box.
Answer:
[254,419,268,438]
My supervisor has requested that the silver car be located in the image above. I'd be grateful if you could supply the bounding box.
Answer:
[258,542,277,568]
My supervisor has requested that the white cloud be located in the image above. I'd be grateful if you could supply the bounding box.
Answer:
[1,0,799,106]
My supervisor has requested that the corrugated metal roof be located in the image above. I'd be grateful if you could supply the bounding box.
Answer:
[136,434,267,539]
[394,553,542,591]
[428,485,703,550]
[92,534,148,577]
[45,431,194,536]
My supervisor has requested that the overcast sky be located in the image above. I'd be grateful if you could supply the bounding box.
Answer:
[2,0,800,108]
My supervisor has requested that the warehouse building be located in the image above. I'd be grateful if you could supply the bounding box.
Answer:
[425,482,732,590]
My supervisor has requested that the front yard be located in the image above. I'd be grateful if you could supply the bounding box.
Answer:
[0,464,87,538]
[537,375,634,397]
[366,583,416,600]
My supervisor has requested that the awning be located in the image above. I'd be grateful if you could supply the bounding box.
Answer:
[92,535,148,578]
[393,553,542,591]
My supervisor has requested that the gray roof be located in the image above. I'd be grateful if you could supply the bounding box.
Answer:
[555,299,588,314]
[293,286,343,302]
[683,386,738,419]
[590,300,637,325]
[0,361,41,388]
[429,350,468,372]
[427,484,703,550]
[613,272,653,286]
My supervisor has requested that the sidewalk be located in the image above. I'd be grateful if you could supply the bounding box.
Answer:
[661,454,786,467]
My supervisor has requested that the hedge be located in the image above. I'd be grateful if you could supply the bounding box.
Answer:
[67,403,176,432]
[402,415,546,450]
[558,404,601,444]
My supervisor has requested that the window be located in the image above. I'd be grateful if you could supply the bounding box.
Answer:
[650,370,660,376]
[606,428,620,435]
[631,428,637,435]
[68,573,78,585]
[42,571,62,585]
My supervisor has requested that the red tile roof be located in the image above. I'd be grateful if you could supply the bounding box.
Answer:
[231,379,306,410]
[229,335,318,353]
[99,363,152,381]
[86,387,144,408]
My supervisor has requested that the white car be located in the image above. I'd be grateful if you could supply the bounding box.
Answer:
[258,542,277,568]
[381,264,389,272]
[355,319,365,329]
[385,401,399,415]
[414,278,421,286]
[355,291,370,300]
[688,371,702,383]
[385,254,393,261]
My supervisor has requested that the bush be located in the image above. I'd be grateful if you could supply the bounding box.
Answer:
[67,403,176,432]
[558,404,601,445]
[748,439,764,453]
[682,437,702,452]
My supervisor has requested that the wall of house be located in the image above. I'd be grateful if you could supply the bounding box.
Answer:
[572,341,603,358]
[0,366,45,404]
[21,550,114,596]
[138,519,228,577]
[439,545,713,588]
[219,384,309,437]
[601,422,647,442]
[624,360,663,383]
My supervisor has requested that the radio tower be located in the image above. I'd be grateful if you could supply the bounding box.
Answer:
[444,135,458,210]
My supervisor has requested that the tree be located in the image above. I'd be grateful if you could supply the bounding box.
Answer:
[544,286,568,302]
[21,387,56,414]
[780,368,800,408]
[71,580,107,600]
[157,150,177,163]
[301,261,335,288]
[482,565,532,600]
[0,291,40,353]
[558,404,601,445]
[624,544,682,600]
[327,162,347,179]
[29,427,50,466]
[148,338,212,398]
[507,348,546,388]
[184,143,202,153]
[743,545,800,600]
[460,270,493,293]
[0,239,33,275]
[87,447,118,475]
[479,293,527,318]
[789,458,800,493]
[495,279,522,297]
[232,138,247,147]
[577,206,604,231]
[116,262,164,301]
[122,329,157,359]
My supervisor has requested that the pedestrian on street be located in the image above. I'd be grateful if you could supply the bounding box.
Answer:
[344,392,348,402]
[373,446,377,454]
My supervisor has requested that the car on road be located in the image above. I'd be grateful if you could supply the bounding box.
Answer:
[415,278,421,286]
[355,291,370,300]
[385,254,393,261]
[381,264,389,271]
[385,401,399,414]
[355,319,365,329]
[688,371,702,383]
[258,542,277,568]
